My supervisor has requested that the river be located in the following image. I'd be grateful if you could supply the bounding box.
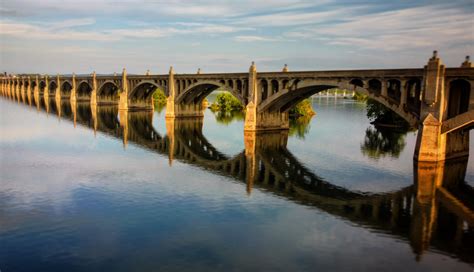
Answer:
[0,95,473,271]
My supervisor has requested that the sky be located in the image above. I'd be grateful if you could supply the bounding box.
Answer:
[0,0,473,74]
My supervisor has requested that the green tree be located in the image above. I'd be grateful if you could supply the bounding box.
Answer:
[209,92,244,112]
[152,88,167,104]
[289,99,315,117]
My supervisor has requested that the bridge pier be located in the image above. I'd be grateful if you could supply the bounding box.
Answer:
[244,62,289,131]
[20,77,26,102]
[90,71,98,108]
[414,52,471,162]
[166,67,205,118]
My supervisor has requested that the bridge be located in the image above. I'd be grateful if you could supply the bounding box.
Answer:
[4,97,474,263]
[1,51,473,164]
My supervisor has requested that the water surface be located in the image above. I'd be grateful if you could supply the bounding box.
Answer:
[1,96,473,272]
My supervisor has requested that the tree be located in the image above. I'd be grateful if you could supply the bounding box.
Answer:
[209,92,243,112]
[289,99,315,117]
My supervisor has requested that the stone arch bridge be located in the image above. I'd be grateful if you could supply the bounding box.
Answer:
[1,51,473,162]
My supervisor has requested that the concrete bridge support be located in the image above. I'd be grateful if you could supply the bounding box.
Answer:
[119,69,130,111]
[414,52,470,162]
[20,77,26,102]
[166,67,205,118]
[244,62,289,131]
[70,73,77,104]
[26,76,32,106]
[90,72,98,107]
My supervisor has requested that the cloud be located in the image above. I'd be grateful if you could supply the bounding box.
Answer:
[233,7,358,27]
[283,5,474,51]
[0,19,253,42]
[233,35,279,42]
[48,18,96,29]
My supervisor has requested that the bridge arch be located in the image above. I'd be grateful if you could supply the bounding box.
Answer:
[175,80,245,105]
[48,80,57,95]
[368,79,382,95]
[98,81,120,103]
[387,79,402,103]
[61,81,73,97]
[447,79,471,119]
[258,79,418,126]
[38,80,46,93]
[129,81,165,102]
[260,79,269,101]
[350,78,364,88]
[76,81,93,100]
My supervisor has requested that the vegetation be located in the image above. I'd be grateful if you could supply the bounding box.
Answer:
[360,126,408,160]
[352,92,368,101]
[154,100,166,113]
[289,99,316,118]
[209,92,244,112]
[152,88,167,105]
[289,116,312,139]
[213,110,245,125]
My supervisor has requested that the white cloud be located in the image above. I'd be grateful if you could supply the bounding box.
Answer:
[0,19,253,42]
[283,5,474,51]
[48,18,96,29]
[234,35,278,42]
[233,7,358,27]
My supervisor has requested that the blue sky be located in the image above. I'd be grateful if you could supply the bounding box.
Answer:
[0,0,472,74]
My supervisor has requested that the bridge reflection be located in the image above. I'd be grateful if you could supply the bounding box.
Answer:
[23,97,474,263]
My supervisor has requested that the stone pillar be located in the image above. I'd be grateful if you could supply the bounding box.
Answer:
[165,66,177,118]
[26,76,32,105]
[90,71,98,106]
[70,73,77,104]
[55,74,61,101]
[15,77,20,101]
[9,77,13,98]
[119,68,129,111]
[43,75,50,103]
[165,66,204,118]
[414,51,447,162]
[381,79,388,97]
[6,77,10,97]
[399,79,408,111]
[20,77,25,102]
[33,75,39,105]
[244,62,289,131]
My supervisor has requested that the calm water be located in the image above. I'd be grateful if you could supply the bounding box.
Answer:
[1,95,473,271]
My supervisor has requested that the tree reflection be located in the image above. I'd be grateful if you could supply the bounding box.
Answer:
[212,110,245,125]
[289,116,312,139]
[360,125,408,159]
[154,100,166,113]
